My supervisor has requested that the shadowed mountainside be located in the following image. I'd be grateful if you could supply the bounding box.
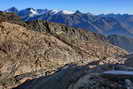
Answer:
[13,63,133,89]
[107,35,133,52]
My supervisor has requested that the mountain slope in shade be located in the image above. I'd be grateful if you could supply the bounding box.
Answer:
[13,63,133,89]
[0,12,128,88]
[102,14,133,34]
[107,35,133,52]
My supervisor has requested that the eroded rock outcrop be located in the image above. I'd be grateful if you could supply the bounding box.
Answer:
[27,20,128,58]
[0,12,128,89]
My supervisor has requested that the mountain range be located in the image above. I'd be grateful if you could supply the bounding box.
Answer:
[4,7,133,37]
[3,7,133,52]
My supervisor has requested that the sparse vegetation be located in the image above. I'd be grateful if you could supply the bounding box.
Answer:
[0,12,128,89]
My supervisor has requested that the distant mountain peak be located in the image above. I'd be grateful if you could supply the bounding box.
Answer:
[74,10,82,15]
[28,8,38,16]
[5,6,18,13]
[18,8,39,17]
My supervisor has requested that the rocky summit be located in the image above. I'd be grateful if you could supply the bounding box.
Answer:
[0,12,131,89]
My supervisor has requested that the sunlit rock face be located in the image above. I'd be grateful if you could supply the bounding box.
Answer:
[0,12,128,89]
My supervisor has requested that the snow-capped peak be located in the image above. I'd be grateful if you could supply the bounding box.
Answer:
[23,8,39,17]
[49,10,60,14]
[60,10,75,15]
[29,8,38,16]
[16,8,39,18]
[48,9,74,15]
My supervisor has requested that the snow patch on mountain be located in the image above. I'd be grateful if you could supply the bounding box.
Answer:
[4,7,76,16]
[29,8,38,17]
[60,10,75,15]
[49,10,60,14]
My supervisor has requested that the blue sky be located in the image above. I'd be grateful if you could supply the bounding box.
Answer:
[0,0,133,14]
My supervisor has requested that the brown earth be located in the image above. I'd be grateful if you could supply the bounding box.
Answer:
[0,12,128,89]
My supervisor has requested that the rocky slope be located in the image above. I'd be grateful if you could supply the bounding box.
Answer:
[27,20,128,58]
[5,7,133,37]
[4,7,133,53]
[0,12,128,89]
[14,63,133,89]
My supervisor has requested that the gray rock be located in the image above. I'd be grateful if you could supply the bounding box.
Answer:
[125,79,133,89]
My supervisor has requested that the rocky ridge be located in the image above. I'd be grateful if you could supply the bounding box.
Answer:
[0,12,128,89]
